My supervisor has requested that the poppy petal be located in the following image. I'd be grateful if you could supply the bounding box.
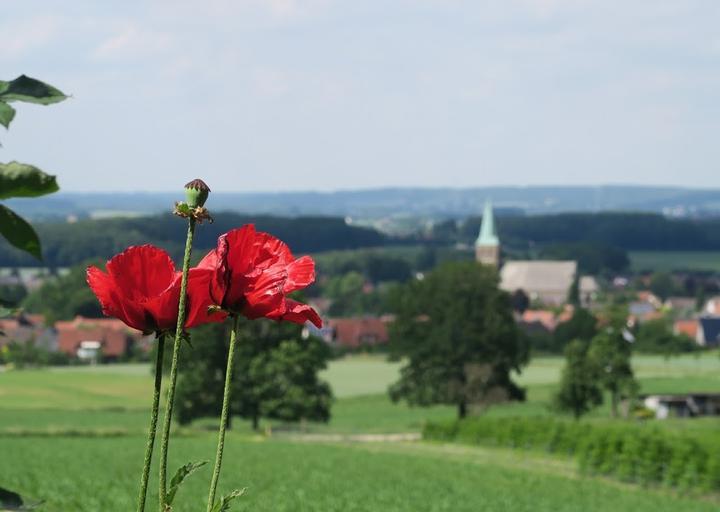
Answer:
[204,225,320,328]
[142,272,182,331]
[107,245,176,300]
[242,263,287,319]
[223,225,271,308]
[284,255,315,293]
[86,266,123,319]
[224,225,262,276]
[278,299,322,328]
[86,245,185,332]
[196,242,228,306]
[186,267,227,328]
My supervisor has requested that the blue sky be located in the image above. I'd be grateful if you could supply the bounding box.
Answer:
[2,0,719,192]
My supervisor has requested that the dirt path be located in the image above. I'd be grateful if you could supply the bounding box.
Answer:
[274,432,422,443]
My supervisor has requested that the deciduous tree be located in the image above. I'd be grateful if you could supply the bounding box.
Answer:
[388,261,529,419]
[553,308,597,351]
[554,339,603,419]
[587,327,638,417]
[175,318,332,430]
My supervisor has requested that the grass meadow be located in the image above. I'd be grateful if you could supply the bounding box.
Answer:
[2,353,720,510]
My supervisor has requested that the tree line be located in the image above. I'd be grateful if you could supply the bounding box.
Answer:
[0,213,386,267]
[457,212,720,251]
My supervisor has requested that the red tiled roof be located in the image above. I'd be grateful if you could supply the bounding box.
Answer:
[674,319,698,339]
[55,316,144,357]
[521,310,557,332]
[327,317,390,348]
[0,319,21,331]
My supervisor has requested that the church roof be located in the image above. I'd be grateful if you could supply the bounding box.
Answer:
[500,261,577,294]
[476,200,499,247]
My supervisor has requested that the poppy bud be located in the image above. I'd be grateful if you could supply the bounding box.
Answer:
[184,179,210,208]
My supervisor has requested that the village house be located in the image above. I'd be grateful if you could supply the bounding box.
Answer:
[673,318,699,340]
[517,309,558,337]
[0,313,55,351]
[642,393,720,419]
[696,317,720,347]
[515,305,574,338]
[323,316,393,349]
[55,316,150,361]
[627,291,665,324]
[664,297,697,317]
[520,310,557,332]
[703,296,720,316]
[636,291,662,309]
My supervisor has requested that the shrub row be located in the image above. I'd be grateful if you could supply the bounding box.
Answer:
[423,417,720,491]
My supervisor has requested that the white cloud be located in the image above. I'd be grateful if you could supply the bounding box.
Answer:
[93,24,173,59]
[0,15,62,60]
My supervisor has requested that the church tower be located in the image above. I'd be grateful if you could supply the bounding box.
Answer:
[475,200,500,267]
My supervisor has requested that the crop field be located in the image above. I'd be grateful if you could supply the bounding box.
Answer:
[2,353,720,510]
[3,436,720,512]
[629,251,720,272]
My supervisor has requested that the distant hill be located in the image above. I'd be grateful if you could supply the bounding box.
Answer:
[6,186,720,221]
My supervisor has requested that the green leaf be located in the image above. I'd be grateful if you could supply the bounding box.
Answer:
[165,461,208,506]
[210,489,246,512]
[0,205,42,260]
[0,102,16,128]
[0,486,43,511]
[0,162,59,200]
[0,75,67,105]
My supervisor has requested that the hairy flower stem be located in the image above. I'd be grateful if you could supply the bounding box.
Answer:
[136,334,165,512]
[206,315,240,511]
[159,218,196,511]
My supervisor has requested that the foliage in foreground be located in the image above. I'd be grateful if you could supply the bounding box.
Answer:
[0,75,66,262]
[423,416,720,491]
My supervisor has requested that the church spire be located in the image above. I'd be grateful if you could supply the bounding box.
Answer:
[476,200,498,247]
[475,200,500,267]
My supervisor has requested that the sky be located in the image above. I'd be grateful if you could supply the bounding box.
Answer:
[1,0,719,192]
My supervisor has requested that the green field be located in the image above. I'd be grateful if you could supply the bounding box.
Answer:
[630,251,720,272]
[3,437,719,512]
[2,353,720,510]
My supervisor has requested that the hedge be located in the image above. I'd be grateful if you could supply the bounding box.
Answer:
[423,417,720,491]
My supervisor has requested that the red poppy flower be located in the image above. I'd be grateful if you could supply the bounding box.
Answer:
[192,225,321,328]
[87,245,223,333]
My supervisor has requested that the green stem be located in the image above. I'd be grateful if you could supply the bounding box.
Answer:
[159,218,196,511]
[137,334,165,512]
[206,316,240,511]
